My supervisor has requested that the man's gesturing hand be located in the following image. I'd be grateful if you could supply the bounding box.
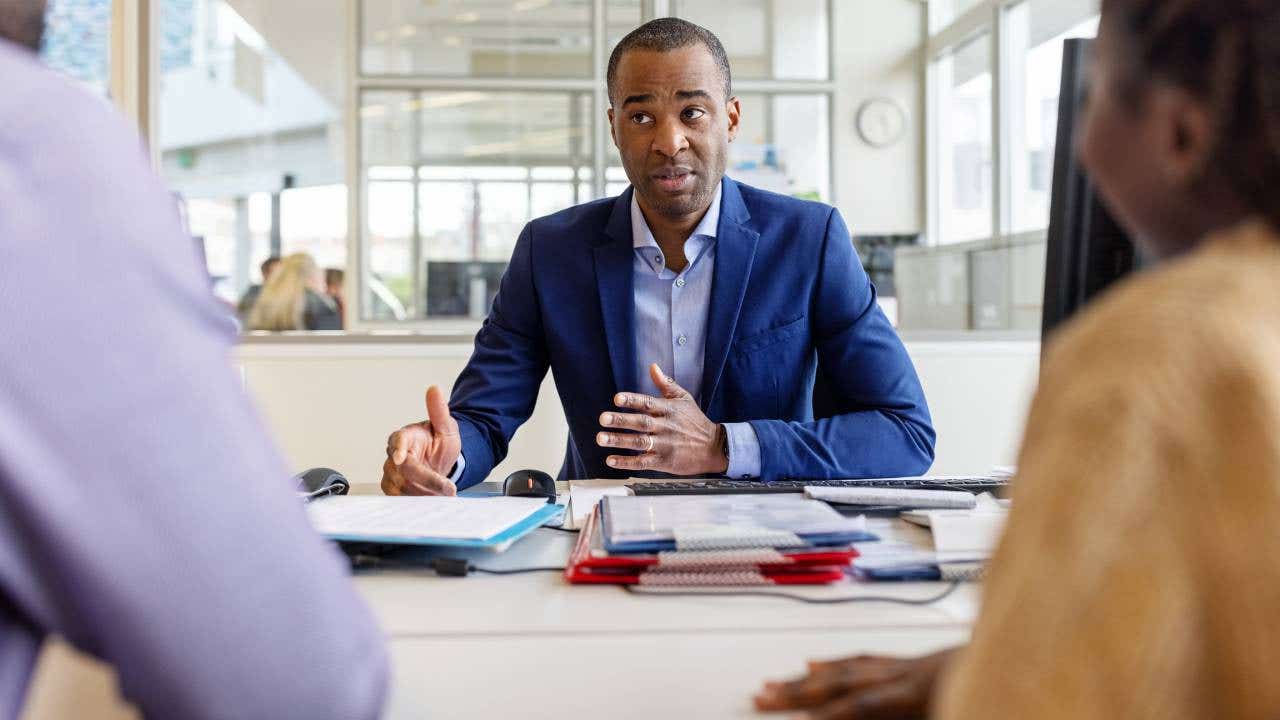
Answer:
[381,385,461,496]
[596,363,729,476]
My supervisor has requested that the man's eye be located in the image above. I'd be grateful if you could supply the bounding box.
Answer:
[683,108,706,121]
[631,113,653,125]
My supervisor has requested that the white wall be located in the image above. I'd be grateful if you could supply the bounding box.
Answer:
[236,340,1039,490]
[831,0,925,234]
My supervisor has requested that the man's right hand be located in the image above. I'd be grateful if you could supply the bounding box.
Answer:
[381,386,462,496]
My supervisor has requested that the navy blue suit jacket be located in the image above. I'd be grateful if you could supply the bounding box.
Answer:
[449,178,935,488]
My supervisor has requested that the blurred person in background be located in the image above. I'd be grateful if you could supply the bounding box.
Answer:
[247,252,341,331]
[236,255,281,322]
[325,267,346,328]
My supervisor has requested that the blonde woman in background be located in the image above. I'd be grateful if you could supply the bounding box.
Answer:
[247,253,342,331]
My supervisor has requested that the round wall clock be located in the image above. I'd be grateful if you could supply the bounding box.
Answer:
[856,97,908,148]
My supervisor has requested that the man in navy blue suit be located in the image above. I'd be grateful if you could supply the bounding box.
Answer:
[382,18,934,494]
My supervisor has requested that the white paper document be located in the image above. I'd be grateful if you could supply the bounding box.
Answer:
[307,496,549,541]
[899,494,1009,555]
[564,486,631,530]
[805,485,977,509]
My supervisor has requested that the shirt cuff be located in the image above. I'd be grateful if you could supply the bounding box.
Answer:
[723,422,762,479]
[448,453,466,484]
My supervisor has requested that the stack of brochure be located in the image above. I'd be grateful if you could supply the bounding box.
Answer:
[565,494,877,586]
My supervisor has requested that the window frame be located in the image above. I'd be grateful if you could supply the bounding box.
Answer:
[347,0,837,330]
[119,0,836,331]
[925,0,1100,248]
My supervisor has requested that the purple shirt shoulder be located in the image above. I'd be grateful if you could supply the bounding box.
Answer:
[0,40,386,718]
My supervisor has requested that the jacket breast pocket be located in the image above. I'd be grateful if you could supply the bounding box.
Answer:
[734,314,806,356]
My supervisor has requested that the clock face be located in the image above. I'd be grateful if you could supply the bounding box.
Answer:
[856,98,908,148]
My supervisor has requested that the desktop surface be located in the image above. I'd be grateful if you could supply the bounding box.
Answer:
[353,488,978,718]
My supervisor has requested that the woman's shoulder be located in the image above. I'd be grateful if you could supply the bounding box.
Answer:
[1043,220,1280,397]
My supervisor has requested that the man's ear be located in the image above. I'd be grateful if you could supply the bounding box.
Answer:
[1152,85,1215,189]
[607,107,619,148]
[725,97,741,143]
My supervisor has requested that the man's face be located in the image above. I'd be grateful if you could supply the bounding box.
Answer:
[0,0,47,51]
[608,45,740,220]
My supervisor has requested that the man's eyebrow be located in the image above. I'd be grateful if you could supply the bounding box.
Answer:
[621,93,655,107]
[675,89,714,101]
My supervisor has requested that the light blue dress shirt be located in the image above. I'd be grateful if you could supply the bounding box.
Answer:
[630,183,762,479]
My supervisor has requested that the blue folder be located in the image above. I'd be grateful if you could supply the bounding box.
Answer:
[319,503,563,551]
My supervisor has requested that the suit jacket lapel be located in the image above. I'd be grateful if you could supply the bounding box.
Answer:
[702,179,760,411]
[594,189,637,395]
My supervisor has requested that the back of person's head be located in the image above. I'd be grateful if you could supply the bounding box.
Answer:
[248,253,318,331]
[260,256,282,282]
[606,17,732,105]
[1087,0,1280,254]
[0,0,46,51]
[324,268,344,291]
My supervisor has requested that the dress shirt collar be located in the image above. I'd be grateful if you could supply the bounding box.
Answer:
[630,180,723,250]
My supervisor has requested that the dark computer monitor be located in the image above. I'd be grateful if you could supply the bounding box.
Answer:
[425,260,507,318]
[1041,38,1139,343]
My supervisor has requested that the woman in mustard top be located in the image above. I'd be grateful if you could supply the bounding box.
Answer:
[756,0,1280,717]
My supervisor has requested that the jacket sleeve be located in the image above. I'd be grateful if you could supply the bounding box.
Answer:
[449,224,551,488]
[747,208,935,479]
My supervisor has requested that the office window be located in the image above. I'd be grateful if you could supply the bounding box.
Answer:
[672,0,829,81]
[157,0,348,306]
[733,93,830,202]
[1006,0,1100,233]
[349,0,831,327]
[929,0,985,33]
[936,33,992,245]
[362,0,643,78]
[905,0,1098,334]
[361,90,592,319]
[40,0,112,95]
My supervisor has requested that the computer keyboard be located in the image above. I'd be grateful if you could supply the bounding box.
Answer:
[626,476,1010,497]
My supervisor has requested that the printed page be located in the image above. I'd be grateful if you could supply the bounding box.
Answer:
[307,496,549,541]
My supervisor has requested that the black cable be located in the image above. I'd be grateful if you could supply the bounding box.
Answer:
[469,565,566,575]
[539,524,580,534]
[622,580,962,605]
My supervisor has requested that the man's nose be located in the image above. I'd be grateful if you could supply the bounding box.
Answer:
[651,117,689,158]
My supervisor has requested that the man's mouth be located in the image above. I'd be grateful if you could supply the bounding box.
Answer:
[651,166,693,192]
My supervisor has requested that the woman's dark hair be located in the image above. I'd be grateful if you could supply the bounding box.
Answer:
[1104,0,1280,226]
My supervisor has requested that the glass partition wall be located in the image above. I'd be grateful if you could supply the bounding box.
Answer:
[354,0,834,326]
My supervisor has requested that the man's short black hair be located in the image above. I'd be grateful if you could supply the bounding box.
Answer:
[606,17,732,106]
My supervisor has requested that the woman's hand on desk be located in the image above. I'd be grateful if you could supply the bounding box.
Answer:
[753,648,957,719]
[381,385,461,496]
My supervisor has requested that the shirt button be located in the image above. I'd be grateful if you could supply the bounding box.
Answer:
[677,335,688,346]
[675,277,686,288]
[654,254,663,265]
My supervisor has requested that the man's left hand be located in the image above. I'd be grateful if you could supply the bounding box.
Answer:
[596,363,729,475]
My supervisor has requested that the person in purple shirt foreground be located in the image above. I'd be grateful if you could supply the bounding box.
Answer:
[0,4,387,718]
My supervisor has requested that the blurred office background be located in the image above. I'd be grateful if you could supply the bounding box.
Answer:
[37,0,1098,480]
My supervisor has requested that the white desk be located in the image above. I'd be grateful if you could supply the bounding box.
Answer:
[354,486,979,719]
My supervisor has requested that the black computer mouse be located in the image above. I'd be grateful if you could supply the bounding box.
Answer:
[293,467,350,496]
[502,469,556,503]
